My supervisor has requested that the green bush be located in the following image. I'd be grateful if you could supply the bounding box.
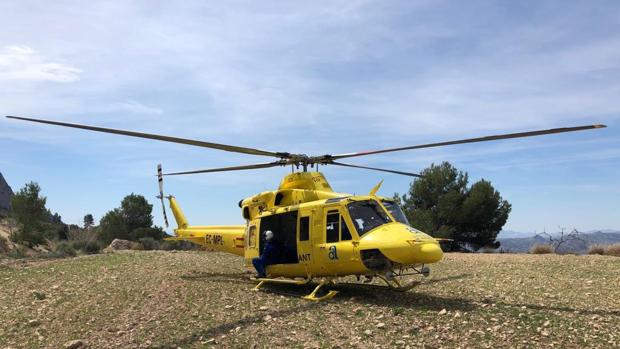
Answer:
[160,240,196,251]
[130,227,165,241]
[66,240,101,254]
[7,246,27,259]
[10,182,58,246]
[0,236,9,253]
[10,229,47,247]
[83,240,102,254]
[52,241,77,258]
[70,240,88,251]
[138,237,159,250]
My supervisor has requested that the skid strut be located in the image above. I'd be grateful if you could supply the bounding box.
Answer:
[251,277,338,301]
[302,279,339,302]
[377,274,421,292]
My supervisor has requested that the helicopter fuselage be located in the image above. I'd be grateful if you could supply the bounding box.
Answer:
[167,171,443,279]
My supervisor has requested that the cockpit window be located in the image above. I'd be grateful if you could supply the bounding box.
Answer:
[347,200,392,236]
[381,200,410,226]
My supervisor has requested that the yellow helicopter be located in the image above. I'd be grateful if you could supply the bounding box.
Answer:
[6,115,606,301]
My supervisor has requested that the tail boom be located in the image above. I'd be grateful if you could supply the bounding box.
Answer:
[165,196,245,256]
[167,225,246,256]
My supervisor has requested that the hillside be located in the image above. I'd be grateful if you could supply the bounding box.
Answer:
[0,171,12,216]
[499,231,620,253]
[0,251,618,348]
[0,218,16,252]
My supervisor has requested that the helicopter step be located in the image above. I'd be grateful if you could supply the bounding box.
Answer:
[251,277,339,301]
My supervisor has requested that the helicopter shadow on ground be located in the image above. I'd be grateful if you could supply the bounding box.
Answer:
[154,274,476,348]
[180,271,620,318]
[259,273,478,312]
[335,274,620,318]
[179,271,477,312]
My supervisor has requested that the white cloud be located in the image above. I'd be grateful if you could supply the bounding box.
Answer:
[0,45,82,83]
[103,100,164,115]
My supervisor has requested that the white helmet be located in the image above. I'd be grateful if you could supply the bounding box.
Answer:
[265,230,274,241]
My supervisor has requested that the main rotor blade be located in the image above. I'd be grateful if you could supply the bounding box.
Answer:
[162,161,286,176]
[6,115,285,158]
[330,161,423,177]
[331,124,607,160]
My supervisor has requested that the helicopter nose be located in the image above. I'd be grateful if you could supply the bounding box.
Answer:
[379,240,443,265]
[359,224,444,265]
[415,242,444,263]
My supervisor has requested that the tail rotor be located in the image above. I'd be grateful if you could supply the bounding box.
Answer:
[157,164,170,228]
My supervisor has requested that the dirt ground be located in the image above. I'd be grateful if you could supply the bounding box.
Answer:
[0,251,618,348]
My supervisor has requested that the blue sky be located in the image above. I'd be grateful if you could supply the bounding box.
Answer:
[1,1,618,234]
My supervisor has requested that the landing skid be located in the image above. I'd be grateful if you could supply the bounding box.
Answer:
[250,268,427,300]
[251,277,338,301]
[251,276,311,290]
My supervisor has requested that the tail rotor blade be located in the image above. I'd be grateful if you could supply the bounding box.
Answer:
[157,164,169,228]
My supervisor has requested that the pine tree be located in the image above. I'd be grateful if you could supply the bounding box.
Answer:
[401,162,511,250]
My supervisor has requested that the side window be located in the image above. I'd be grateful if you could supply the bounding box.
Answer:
[326,211,339,243]
[299,216,310,241]
[341,216,352,241]
[248,225,256,248]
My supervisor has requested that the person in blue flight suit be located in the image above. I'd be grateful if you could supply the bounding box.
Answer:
[252,230,282,278]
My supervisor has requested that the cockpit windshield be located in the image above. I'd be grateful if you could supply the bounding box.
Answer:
[347,200,392,236]
[381,200,410,226]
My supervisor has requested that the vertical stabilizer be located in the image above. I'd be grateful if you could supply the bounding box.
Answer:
[369,180,384,196]
[168,196,189,230]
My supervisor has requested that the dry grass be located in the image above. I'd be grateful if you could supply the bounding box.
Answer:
[588,244,606,255]
[605,243,620,257]
[0,251,619,348]
[588,243,620,257]
[529,244,554,254]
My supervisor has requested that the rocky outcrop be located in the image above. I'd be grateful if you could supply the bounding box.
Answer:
[102,239,135,253]
[0,172,13,216]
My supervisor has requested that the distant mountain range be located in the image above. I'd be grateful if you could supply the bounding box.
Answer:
[497,230,537,239]
[498,229,620,239]
[497,230,620,253]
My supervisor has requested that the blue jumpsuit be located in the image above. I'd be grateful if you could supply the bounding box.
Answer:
[252,239,282,278]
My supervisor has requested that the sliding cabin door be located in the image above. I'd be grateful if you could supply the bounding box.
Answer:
[297,213,313,276]
[317,208,360,276]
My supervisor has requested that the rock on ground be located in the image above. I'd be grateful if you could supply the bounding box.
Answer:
[102,239,134,253]
[64,339,87,349]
